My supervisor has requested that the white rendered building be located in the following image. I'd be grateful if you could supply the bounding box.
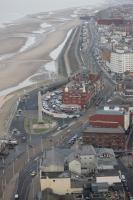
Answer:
[110,49,133,73]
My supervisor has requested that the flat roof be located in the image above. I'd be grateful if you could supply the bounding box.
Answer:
[96,148,115,156]
[71,179,84,188]
[95,110,124,116]
[61,104,81,109]
[41,171,70,179]
[83,126,125,134]
[97,169,120,177]
[68,145,96,162]
[96,148,118,167]
[42,148,71,168]
[97,157,117,167]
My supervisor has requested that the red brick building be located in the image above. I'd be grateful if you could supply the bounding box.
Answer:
[82,127,126,150]
[63,72,104,108]
[97,19,126,26]
[97,18,133,34]
[116,21,133,34]
[63,84,94,108]
[89,107,130,130]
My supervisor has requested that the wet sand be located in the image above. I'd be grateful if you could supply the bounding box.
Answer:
[0,10,80,91]
[0,9,80,136]
[0,37,27,54]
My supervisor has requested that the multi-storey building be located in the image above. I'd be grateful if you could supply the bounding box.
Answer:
[110,48,133,73]
[82,126,126,150]
[40,146,120,194]
[97,19,125,26]
[63,72,104,108]
[89,106,130,130]
[116,79,133,97]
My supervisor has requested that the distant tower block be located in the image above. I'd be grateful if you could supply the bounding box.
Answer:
[38,91,43,123]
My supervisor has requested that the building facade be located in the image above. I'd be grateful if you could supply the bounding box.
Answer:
[82,127,126,150]
[96,170,121,185]
[110,49,133,73]
[63,72,104,108]
[89,107,130,130]
[40,146,119,195]
[40,174,82,195]
[68,145,97,175]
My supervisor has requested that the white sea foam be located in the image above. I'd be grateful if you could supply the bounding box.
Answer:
[0,68,55,97]
[0,0,118,26]
[71,14,77,18]
[44,28,73,73]
[33,29,46,34]
[36,15,44,19]
[94,10,99,13]
[40,22,52,29]
[56,17,71,22]
[48,11,54,15]
[50,28,73,60]
[33,22,52,34]
[19,35,36,53]
[0,78,33,97]
[44,61,57,73]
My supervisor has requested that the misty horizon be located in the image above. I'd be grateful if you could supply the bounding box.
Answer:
[0,0,106,24]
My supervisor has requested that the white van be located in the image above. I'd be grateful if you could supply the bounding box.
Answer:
[121,174,126,182]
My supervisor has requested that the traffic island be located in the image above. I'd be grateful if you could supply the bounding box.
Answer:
[24,115,57,134]
[32,121,57,134]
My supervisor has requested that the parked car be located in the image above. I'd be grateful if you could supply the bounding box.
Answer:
[30,171,37,177]
[14,194,19,199]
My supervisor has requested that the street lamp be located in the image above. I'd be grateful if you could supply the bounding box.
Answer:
[26,144,30,162]
[2,156,5,200]
[32,178,35,199]
[41,136,43,153]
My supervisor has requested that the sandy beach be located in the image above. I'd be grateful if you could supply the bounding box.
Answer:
[0,9,80,135]
[0,9,80,92]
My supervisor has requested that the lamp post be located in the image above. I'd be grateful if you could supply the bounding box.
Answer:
[2,156,5,200]
[41,136,43,153]
[26,144,30,163]
[32,178,35,199]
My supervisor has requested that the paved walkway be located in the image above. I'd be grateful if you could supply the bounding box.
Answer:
[1,173,18,200]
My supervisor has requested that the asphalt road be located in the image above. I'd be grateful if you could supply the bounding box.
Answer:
[13,156,40,200]
[8,19,133,200]
[13,107,96,200]
[117,158,133,196]
[1,19,117,200]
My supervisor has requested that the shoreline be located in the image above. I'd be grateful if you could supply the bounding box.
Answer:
[0,10,80,135]
[0,5,107,136]
[0,2,106,27]
[0,3,110,94]
[0,14,80,92]
[0,21,78,94]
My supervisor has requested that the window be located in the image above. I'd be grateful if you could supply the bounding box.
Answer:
[81,167,87,170]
